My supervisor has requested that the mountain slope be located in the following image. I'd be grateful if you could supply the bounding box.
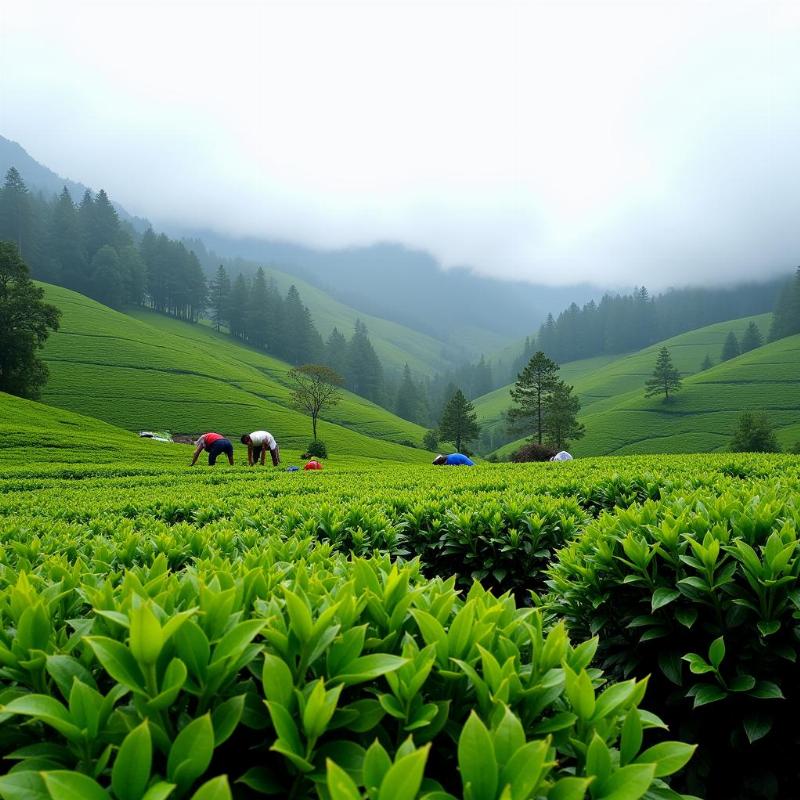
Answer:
[572,332,800,455]
[37,283,431,461]
[475,314,772,452]
[0,391,180,466]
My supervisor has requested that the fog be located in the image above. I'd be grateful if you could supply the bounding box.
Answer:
[2,0,799,288]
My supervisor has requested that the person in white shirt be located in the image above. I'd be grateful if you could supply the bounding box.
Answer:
[241,430,280,466]
[550,451,573,461]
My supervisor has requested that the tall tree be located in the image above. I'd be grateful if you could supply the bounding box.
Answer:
[438,388,480,453]
[84,189,121,258]
[208,265,231,331]
[117,245,147,306]
[542,382,585,450]
[46,187,87,290]
[395,363,425,423]
[287,364,343,441]
[700,353,713,371]
[644,346,682,401]
[739,321,763,353]
[0,168,35,262]
[247,268,270,348]
[346,320,384,405]
[0,242,61,398]
[768,268,800,341]
[90,245,125,308]
[720,331,741,362]
[324,327,349,378]
[228,274,250,340]
[507,351,560,444]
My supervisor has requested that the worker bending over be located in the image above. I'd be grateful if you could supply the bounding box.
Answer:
[432,453,474,466]
[191,432,234,466]
[241,430,280,466]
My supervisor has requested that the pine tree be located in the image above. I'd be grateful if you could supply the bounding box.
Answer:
[46,187,87,289]
[739,321,763,353]
[542,382,585,450]
[0,168,35,262]
[701,353,713,371]
[507,351,560,444]
[644,346,682,401]
[228,274,250,340]
[768,268,800,341]
[208,265,231,331]
[324,327,349,378]
[247,268,270,348]
[471,355,493,398]
[720,331,741,362]
[395,364,425,423]
[438,388,480,453]
[90,245,125,308]
[346,320,384,405]
[85,189,121,258]
[117,245,147,306]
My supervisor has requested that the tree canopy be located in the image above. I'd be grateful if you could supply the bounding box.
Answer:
[507,351,560,444]
[438,388,480,453]
[0,241,61,398]
[287,364,343,442]
[730,412,781,453]
[644,346,682,401]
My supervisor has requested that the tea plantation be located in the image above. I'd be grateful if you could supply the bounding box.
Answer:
[2,390,799,800]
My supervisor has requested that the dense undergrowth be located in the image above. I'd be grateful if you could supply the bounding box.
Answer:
[1,454,798,798]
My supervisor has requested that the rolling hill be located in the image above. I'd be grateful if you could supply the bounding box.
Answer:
[475,314,773,453]
[36,283,432,462]
[489,329,800,458]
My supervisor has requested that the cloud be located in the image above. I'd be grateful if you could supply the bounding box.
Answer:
[2,0,799,288]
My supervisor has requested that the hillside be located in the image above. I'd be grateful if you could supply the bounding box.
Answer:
[491,329,800,458]
[476,314,772,452]
[0,391,179,466]
[37,283,431,461]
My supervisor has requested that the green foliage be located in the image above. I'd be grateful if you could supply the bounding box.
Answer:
[0,453,703,799]
[0,241,61,398]
[644,347,681,401]
[739,321,763,353]
[438,388,480,453]
[720,330,741,361]
[422,430,439,451]
[307,439,328,459]
[547,478,800,795]
[730,412,781,453]
[768,267,800,342]
[542,382,585,450]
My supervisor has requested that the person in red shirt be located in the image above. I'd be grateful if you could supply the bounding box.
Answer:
[190,432,234,466]
[303,460,323,470]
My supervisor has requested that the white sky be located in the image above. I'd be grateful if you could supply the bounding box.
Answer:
[2,0,799,287]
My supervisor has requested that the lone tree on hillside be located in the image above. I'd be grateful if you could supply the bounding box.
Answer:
[507,351,560,444]
[730,412,781,453]
[287,364,343,442]
[720,331,741,362]
[0,241,61,398]
[542,382,585,451]
[438,388,479,453]
[645,346,682,401]
[701,353,713,371]
[739,321,764,353]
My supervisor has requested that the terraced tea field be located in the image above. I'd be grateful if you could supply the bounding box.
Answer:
[2,395,799,798]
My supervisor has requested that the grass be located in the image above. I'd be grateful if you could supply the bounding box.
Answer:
[37,284,432,461]
[475,314,774,454]
[492,330,800,458]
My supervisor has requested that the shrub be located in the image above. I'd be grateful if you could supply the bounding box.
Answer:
[307,439,328,458]
[422,429,439,450]
[0,543,695,800]
[730,412,781,453]
[510,442,557,462]
[547,488,800,797]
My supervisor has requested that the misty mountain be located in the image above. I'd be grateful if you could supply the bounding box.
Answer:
[169,226,602,347]
[0,136,149,231]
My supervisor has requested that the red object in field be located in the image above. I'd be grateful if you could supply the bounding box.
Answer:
[304,460,323,470]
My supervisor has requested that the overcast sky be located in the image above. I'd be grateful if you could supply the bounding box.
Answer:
[2,0,799,287]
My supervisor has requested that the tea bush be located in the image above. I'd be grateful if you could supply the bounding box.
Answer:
[547,484,800,798]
